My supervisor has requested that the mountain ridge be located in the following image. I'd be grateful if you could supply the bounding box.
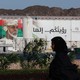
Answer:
[0,5,80,16]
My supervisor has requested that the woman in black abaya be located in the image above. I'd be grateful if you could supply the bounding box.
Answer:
[49,36,80,80]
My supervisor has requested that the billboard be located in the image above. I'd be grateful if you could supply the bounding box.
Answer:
[23,18,70,40]
[0,16,80,52]
[32,19,70,41]
[0,18,24,52]
[0,19,23,39]
[23,17,80,48]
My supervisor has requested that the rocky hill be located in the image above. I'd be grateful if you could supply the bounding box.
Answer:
[0,5,80,16]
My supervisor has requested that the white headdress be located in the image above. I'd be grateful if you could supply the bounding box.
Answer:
[6,20,18,26]
[3,20,18,31]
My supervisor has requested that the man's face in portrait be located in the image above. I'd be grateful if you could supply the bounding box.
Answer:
[7,25,18,37]
[6,20,18,39]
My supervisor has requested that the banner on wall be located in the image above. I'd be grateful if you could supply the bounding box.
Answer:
[0,19,23,39]
[22,17,80,49]
[32,19,70,41]
[20,17,80,42]
[0,19,24,52]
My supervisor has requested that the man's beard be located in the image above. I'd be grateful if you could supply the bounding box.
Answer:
[8,30,17,39]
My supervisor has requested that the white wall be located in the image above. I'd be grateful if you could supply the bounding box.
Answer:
[32,19,71,41]
[23,17,80,48]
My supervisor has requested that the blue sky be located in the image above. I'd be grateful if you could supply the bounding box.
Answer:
[0,0,80,10]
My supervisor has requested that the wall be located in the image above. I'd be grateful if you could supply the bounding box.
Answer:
[23,16,80,49]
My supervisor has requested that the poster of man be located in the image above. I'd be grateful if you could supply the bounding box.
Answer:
[0,19,24,52]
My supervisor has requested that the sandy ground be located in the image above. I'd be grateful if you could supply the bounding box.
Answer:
[7,59,80,70]
[7,62,22,70]
[72,59,80,69]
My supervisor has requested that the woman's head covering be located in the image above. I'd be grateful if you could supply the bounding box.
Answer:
[51,36,68,53]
